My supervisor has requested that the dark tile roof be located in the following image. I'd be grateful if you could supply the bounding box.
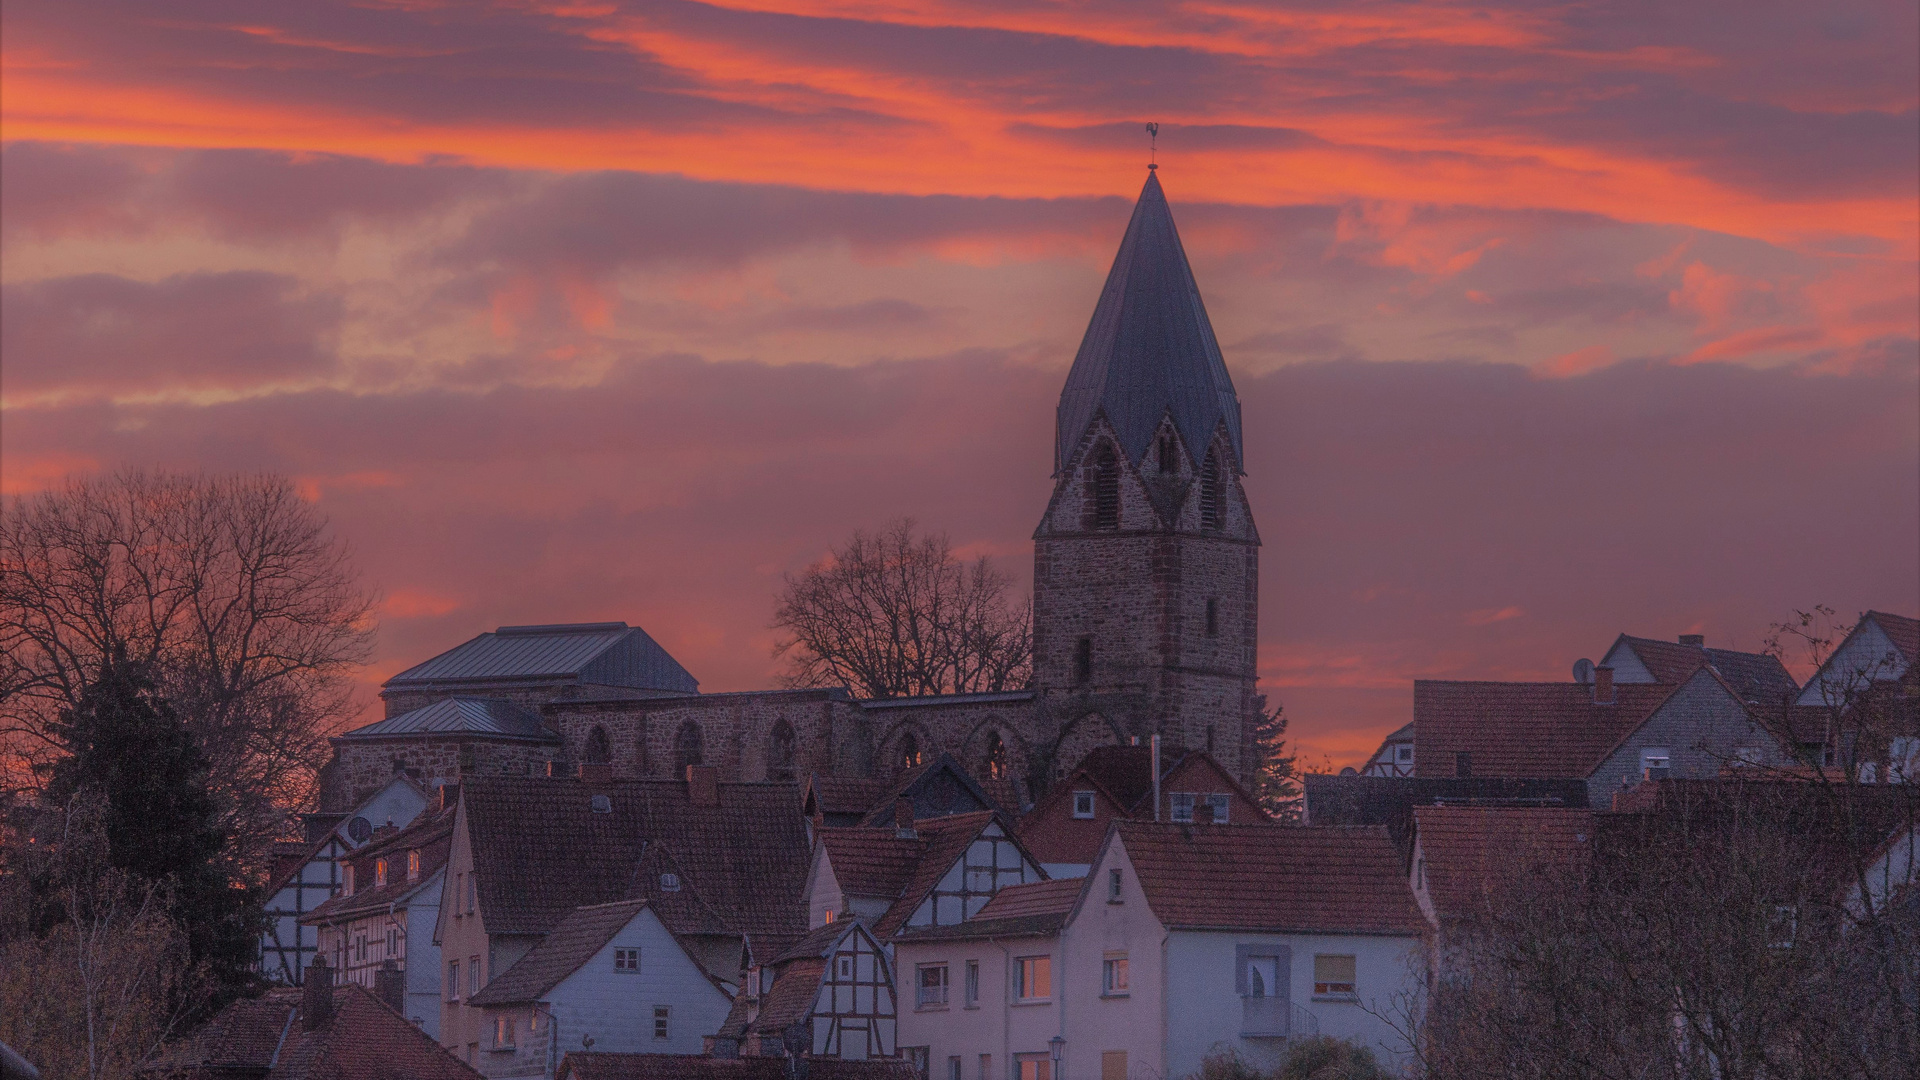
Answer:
[335,697,561,743]
[1115,822,1425,936]
[303,807,454,924]
[1413,807,1595,923]
[1072,745,1156,809]
[471,899,649,1006]
[1056,170,1242,474]
[752,957,829,1034]
[1301,774,1591,859]
[1611,635,1797,703]
[559,1053,916,1080]
[896,878,1083,943]
[1413,680,1678,779]
[774,918,863,965]
[461,777,808,946]
[817,829,923,900]
[143,984,482,1080]
[856,752,1010,827]
[385,622,697,693]
[1869,611,1920,662]
[805,775,891,819]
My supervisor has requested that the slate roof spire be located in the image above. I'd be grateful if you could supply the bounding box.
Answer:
[1056,170,1243,475]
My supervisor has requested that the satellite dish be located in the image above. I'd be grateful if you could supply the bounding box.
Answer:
[1573,659,1596,685]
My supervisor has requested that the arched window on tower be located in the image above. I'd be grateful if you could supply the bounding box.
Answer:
[584,725,611,764]
[673,720,704,778]
[1090,444,1120,530]
[898,733,923,773]
[1074,637,1093,686]
[1157,433,1179,474]
[984,731,1008,781]
[769,720,796,782]
[1201,448,1225,531]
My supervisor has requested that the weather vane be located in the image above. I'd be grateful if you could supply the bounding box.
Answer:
[1145,122,1159,170]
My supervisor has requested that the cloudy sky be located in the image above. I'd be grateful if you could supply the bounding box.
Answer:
[3,0,1915,767]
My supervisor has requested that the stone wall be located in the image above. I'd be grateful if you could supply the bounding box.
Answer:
[327,736,557,811]
[544,689,864,783]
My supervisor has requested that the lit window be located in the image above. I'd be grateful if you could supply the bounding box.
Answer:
[1017,1055,1051,1080]
[1103,954,1129,996]
[408,850,421,881]
[1014,956,1051,1002]
[447,961,460,1001]
[918,964,949,1007]
[822,908,837,925]
[1206,794,1229,824]
[375,859,388,888]
[1313,954,1357,997]
[1072,791,1096,819]
[1170,793,1195,823]
[965,960,979,1006]
[653,1006,670,1040]
[495,1016,515,1048]
[614,948,640,972]
[1108,868,1123,902]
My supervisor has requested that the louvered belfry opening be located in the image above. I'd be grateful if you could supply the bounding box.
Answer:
[1090,443,1120,530]
[1201,448,1224,531]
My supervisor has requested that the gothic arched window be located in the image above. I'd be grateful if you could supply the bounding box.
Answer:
[584,725,611,764]
[985,731,1008,781]
[1201,448,1225,531]
[1157,433,1179,474]
[769,720,797,782]
[1090,444,1120,530]
[634,723,651,774]
[898,733,923,773]
[673,720,704,778]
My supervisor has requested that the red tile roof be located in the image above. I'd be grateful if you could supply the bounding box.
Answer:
[816,811,1024,938]
[1610,635,1797,703]
[469,899,653,1006]
[1413,680,1677,779]
[142,984,482,1080]
[748,957,826,1033]
[559,1053,916,1080]
[876,812,1004,937]
[1869,611,1920,662]
[1412,807,1594,923]
[972,878,1083,920]
[1115,822,1425,936]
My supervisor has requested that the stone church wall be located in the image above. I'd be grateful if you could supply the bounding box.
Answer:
[545,689,865,782]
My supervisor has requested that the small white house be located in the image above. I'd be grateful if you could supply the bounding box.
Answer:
[465,899,735,1079]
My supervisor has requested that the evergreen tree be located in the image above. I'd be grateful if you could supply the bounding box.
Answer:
[43,651,263,1011]
[1250,696,1302,822]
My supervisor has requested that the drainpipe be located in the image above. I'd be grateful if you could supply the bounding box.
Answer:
[1151,735,1161,823]
[1055,926,1068,1080]
[1159,931,1171,1080]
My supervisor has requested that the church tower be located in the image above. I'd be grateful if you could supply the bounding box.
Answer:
[1032,169,1261,784]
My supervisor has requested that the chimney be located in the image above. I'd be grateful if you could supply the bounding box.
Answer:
[579,761,614,787]
[895,798,916,838]
[1678,634,1705,648]
[1594,666,1615,704]
[686,764,719,808]
[438,783,460,814]
[374,959,405,1014]
[303,956,335,1032]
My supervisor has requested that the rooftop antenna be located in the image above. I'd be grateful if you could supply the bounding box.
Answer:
[1145,122,1159,171]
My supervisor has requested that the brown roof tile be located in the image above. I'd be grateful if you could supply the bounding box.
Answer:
[1116,822,1425,936]
[750,957,826,1033]
[1413,680,1677,779]
[143,984,482,1080]
[1412,807,1594,923]
[304,808,454,925]
[1613,635,1797,703]
[1869,611,1920,663]
[806,775,891,818]
[559,1053,915,1080]
[818,830,923,900]
[972,878,1082,920]
[875,811,1002,938]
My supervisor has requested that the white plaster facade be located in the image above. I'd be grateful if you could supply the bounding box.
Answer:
[1798,617,1910,707]
[895,931,1062,1080]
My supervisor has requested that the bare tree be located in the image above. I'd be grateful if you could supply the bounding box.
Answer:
[772,519,1032,699]
[0,471,376,874]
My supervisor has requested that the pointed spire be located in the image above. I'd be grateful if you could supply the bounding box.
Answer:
[1055,171,1242,475]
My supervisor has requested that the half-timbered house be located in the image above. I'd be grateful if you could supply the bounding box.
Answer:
[717,919,899,1062]
[803,807,1046,939]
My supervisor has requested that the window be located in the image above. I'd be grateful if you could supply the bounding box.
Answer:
[386,927,398,956]
[1205,598,1218,638]
[585,725,611,764]
[1090,443,1119,530]
[1103,954,1129,996]
[980,1055,992,1080]
[614,948,640,972]
[769,720,797,782]
[1108,868,1123,902]
[1244,954,1280,998]
[659,873,680,892]
[1014,956,1051,1002]
[1201,448,1225,530]
[466,872,476,914]
[452,873,462,915]
[949,1058,964,1080]
[1017,1054,1052,1080]
[838,955,855,980]
[469,955,481,995]
[343,864,355,897]
[1396,746,1413,763]
[1072,791,1096,819]
[965,960,979,1006]
[1169,792,1196,823]
[1640,747,1671,780]
[1074,638,1093,686]
[1206,794,1230,825]
[407,850,421,881]
[494,1016,515,1048]
[898,732,923,771]
[1158,432,1178,474]
[821,907,837,925]
[356,933,367,963]
[985,731,1008,781]
[1102,1052,1128,1080]
[374,859,388,888]
[673,720,704,777]
[653,1006,670,1040]
[918,964,949,1007]
[591,794,613,814]
[447,961,460,1001]
[1313,954,1357,997]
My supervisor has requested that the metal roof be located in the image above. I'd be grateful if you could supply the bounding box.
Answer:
[335,697,562,743]
[383,621,698,693]
[1056,170,1243,475]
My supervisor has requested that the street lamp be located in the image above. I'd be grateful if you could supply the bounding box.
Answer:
[1049,1035,1065,1079]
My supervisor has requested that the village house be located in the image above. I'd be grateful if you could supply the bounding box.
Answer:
[803,807,1046,936]
[1406,806,1595,977]
[302,797,455,1035]
[1795,611,1916,708]
[1357,723,1415,778]
[1015,744,1267,877]
[435,766,810,1070]
[803,752,1023,831]
[715,917,901,1062]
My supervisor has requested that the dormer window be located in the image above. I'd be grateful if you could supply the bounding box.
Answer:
[1072,791,1096,819]
[660,872,681,892]
[407,850,421,881]
[1090,444,1120,530]
[342,863,354,896]
[374,858,388,888]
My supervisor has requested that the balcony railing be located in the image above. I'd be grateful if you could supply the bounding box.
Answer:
[1239,998,1320,1039]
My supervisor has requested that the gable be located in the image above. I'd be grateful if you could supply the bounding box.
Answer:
[1599,637,1657,683]
[902,822,1041,931]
